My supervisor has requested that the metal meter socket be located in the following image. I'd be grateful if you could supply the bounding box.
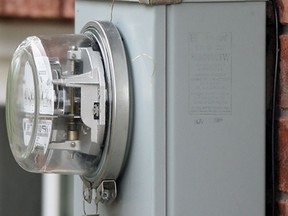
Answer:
[6,21,131,189]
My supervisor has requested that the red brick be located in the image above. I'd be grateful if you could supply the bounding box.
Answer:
[29,0,61,18]
[0,0,4,14]
[4,0,29,17]
[0,0,71,19]
[279,35,288,108]
[278,118,288,192]
[279,200,288,216]
[277,0,288,24]
[62,0,74,19]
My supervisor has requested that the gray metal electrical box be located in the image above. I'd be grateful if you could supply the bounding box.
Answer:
[74,1,266,215]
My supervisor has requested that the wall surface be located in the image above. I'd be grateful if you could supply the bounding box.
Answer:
[239,1,288,213]
[277,0,288,214]
[0,0,74,19]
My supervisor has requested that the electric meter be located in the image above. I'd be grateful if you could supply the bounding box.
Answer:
[6,21,131,193]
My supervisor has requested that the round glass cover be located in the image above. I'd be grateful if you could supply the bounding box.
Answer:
[6,36,52,171]
[6,35,101,174]
[6,22,131,190]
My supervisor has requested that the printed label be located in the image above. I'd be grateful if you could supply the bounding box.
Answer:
[23,118,33,146]
[189,32,232,115]
[23,118,52,154]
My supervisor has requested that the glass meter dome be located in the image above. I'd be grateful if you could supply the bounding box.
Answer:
[6,21,131,189]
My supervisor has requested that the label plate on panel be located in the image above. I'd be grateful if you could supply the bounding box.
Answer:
[188,32,232,116]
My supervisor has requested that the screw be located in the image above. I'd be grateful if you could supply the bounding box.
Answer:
[102,190,110,201]
[70,142,76,147]
[71,53,76,59]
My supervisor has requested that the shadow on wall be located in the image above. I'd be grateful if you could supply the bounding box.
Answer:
[0,106,42,216]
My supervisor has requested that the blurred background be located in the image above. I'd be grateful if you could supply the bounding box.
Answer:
[0,1,74,215]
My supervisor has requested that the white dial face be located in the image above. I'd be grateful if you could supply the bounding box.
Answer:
[23,61,35,114]
[31,42,54,115]
[21,53,54,153]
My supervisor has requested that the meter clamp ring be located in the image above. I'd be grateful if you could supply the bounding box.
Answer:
[80,21,132,189]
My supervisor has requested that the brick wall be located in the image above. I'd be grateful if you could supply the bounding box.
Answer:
[278,0,288,214]
[0,0,74,19]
